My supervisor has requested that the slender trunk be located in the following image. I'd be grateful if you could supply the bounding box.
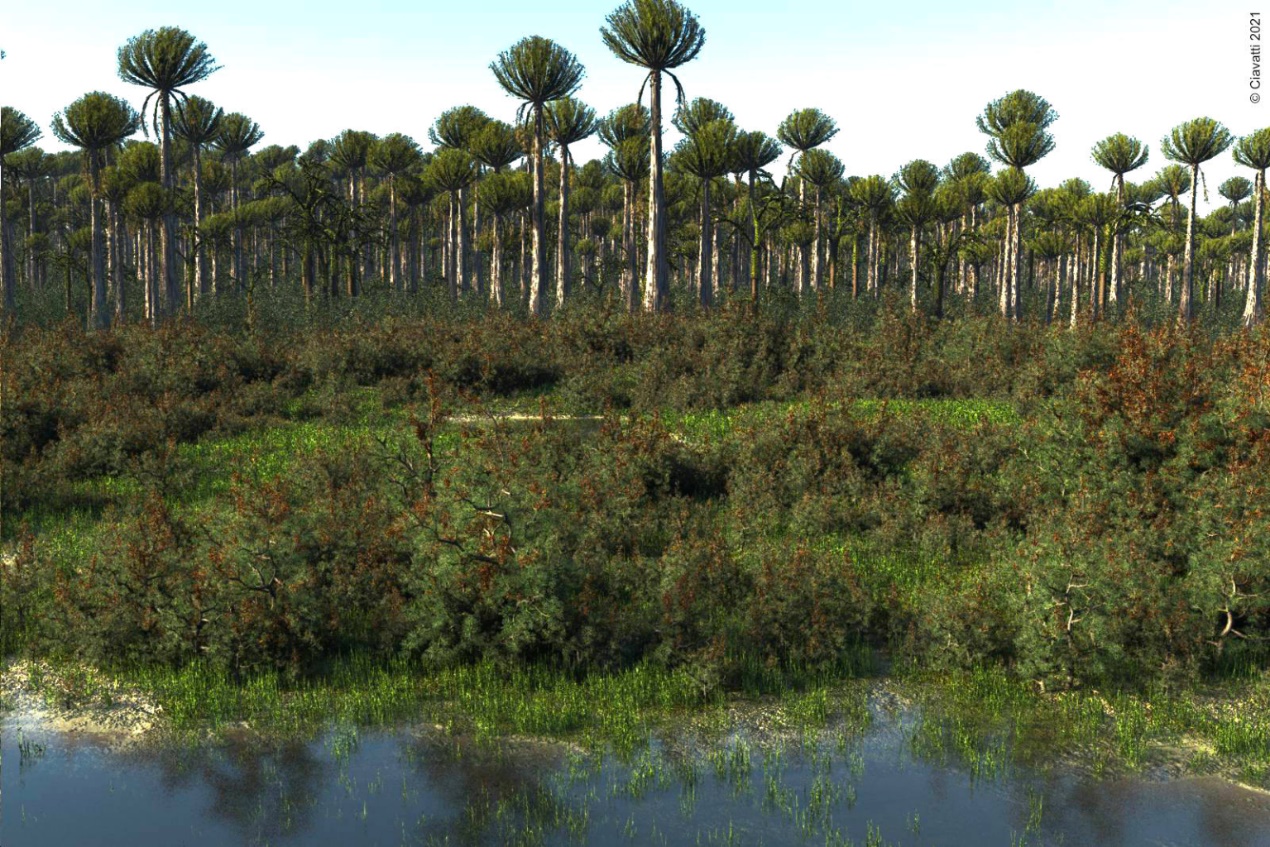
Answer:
[491,212,504,307]
[644,70,668,312]
[1245,168,1266,327]
[160,94,178,317]
[748,173,761,308]
[193,144,207,298]
[625,180,639,312]
[472,178,484,298]
[1092,226,1103,322]
[447,191,458,299]
[0,173,13,315]
[556,144,571,310]
[109,202,124,323]
[529,107,547,316]
[812,186,823,292]
[389,175,400,293]
[88,154,108,330]
[909,224,920,313]
[697,177,712,308]
[1179,162,1199,323]
[1110,173,1123,306]
[231,158,243,296]
[26,177,38,290]
[1070,235,1081,328]
[458,188,470,298]
[851,233,860,298]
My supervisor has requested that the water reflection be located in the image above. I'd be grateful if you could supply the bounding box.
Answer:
[4,710,1270,846]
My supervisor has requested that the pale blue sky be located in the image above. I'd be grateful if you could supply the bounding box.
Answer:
[2,0,1255,204]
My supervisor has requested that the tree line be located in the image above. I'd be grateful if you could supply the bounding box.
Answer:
[2,0,1269,331]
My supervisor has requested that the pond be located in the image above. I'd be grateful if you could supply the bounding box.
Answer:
[5,694,1270,847]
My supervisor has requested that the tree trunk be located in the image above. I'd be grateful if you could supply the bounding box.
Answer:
[1110,173,1123,306]
[697,176,712,308]
[1244,168,1266,327]
[556,144,571,310]
[193,144,207,298]
[491,213,503,307]
[644,70,668,312]
[88,154,108,330]
[909,224,920,313]
[1179,162,1199,323]
[160,94,178,318]
[529,107,547,316]
[0,174,13,315]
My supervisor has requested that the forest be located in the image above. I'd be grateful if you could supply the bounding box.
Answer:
[2,1,1270,751]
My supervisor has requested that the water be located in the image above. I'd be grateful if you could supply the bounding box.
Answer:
[4,709,1270,846]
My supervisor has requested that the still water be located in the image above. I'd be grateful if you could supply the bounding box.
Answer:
[4,706,1270,846]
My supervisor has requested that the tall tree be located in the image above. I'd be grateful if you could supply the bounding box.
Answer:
[602,0,706,312]
[1091,133,1148,307]
[730,129,781,304]
[480,170,532,308]
[671,118,736,307]
[369,133,423,294]
[1,107,42,315]
[942,152,991,297]
[171,95,223,300]
[328,129,376,296]
[212,112,264,295]
[894,159,940,313]
[118,27,219,317]
[849,175,895,297]
[545,97,598,308]
[1234,127,1270,327]
[470,120,525,305]
[796,148,845,294]
[426,149,479,300]
[1160,117,1234,323]
[431,106,491,296]
[777,108,838,294]
[491,37,585,316]
[976,89,1057,320]
[51,92,141,329]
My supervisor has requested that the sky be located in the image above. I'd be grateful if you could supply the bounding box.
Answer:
[1,0,1258,209]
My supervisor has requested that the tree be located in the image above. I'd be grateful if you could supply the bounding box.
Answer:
[1234,127,1270,326]
[1,107,42,314]
[1091,133,1148,306]
[671,118,736,307]
[4,148,48,296]
[797,148,845,294]
[370,133,423,294]
[426,149,479,300]
[776,108,837,296]
[672,97,732,136]
[213,113,264,296]
[1160,117,1234,323]
[51,92,140,329]
[602,0,706,313]
[491,37,585,316]
[480,171,532,308]
[118,27,219,317]
[942,152,991,298]
[171,95,223,300]
[599,105,651,310]
[894,159,940,313]
[850,175,895,298]
[328,129,376,296]
[431,106,491,296]
[546,97,598,309]
[977,90,1057,320]
[729,129,781,304]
